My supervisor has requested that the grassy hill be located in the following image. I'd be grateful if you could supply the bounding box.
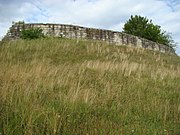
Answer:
[0,38,180,135]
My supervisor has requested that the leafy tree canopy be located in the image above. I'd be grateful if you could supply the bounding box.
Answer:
[123,15,176,48]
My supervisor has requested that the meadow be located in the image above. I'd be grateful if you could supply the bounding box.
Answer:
[0,38,180,135]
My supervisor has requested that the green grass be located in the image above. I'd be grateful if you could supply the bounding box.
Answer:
[0,38,180,135]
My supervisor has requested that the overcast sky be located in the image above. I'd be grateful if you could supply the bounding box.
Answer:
[0,0,180,55]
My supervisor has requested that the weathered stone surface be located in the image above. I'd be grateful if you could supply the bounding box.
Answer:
[3,22,175,54]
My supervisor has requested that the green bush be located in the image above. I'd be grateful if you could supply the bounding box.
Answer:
[20,28,44,40]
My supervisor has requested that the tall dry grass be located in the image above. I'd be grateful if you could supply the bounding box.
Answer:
[0,38,180,134]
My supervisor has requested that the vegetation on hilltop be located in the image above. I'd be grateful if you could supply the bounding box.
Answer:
[123,15,176,49]
[20,28,44,40]
[0,38,180,134]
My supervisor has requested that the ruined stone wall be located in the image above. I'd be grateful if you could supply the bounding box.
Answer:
[4,22,175,54]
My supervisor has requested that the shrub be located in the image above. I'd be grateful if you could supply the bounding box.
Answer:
[20,28,44,40]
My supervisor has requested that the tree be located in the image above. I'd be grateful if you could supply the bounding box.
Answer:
[123,15,176,48]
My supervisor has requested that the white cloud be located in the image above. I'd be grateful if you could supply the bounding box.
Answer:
[0,0,180,55]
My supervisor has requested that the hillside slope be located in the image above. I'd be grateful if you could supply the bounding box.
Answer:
[0,38,180,135]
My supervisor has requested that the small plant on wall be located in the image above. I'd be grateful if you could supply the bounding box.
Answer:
[20,28,44,40]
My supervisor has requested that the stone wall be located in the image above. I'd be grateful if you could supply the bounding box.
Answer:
[3,22,175,54]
